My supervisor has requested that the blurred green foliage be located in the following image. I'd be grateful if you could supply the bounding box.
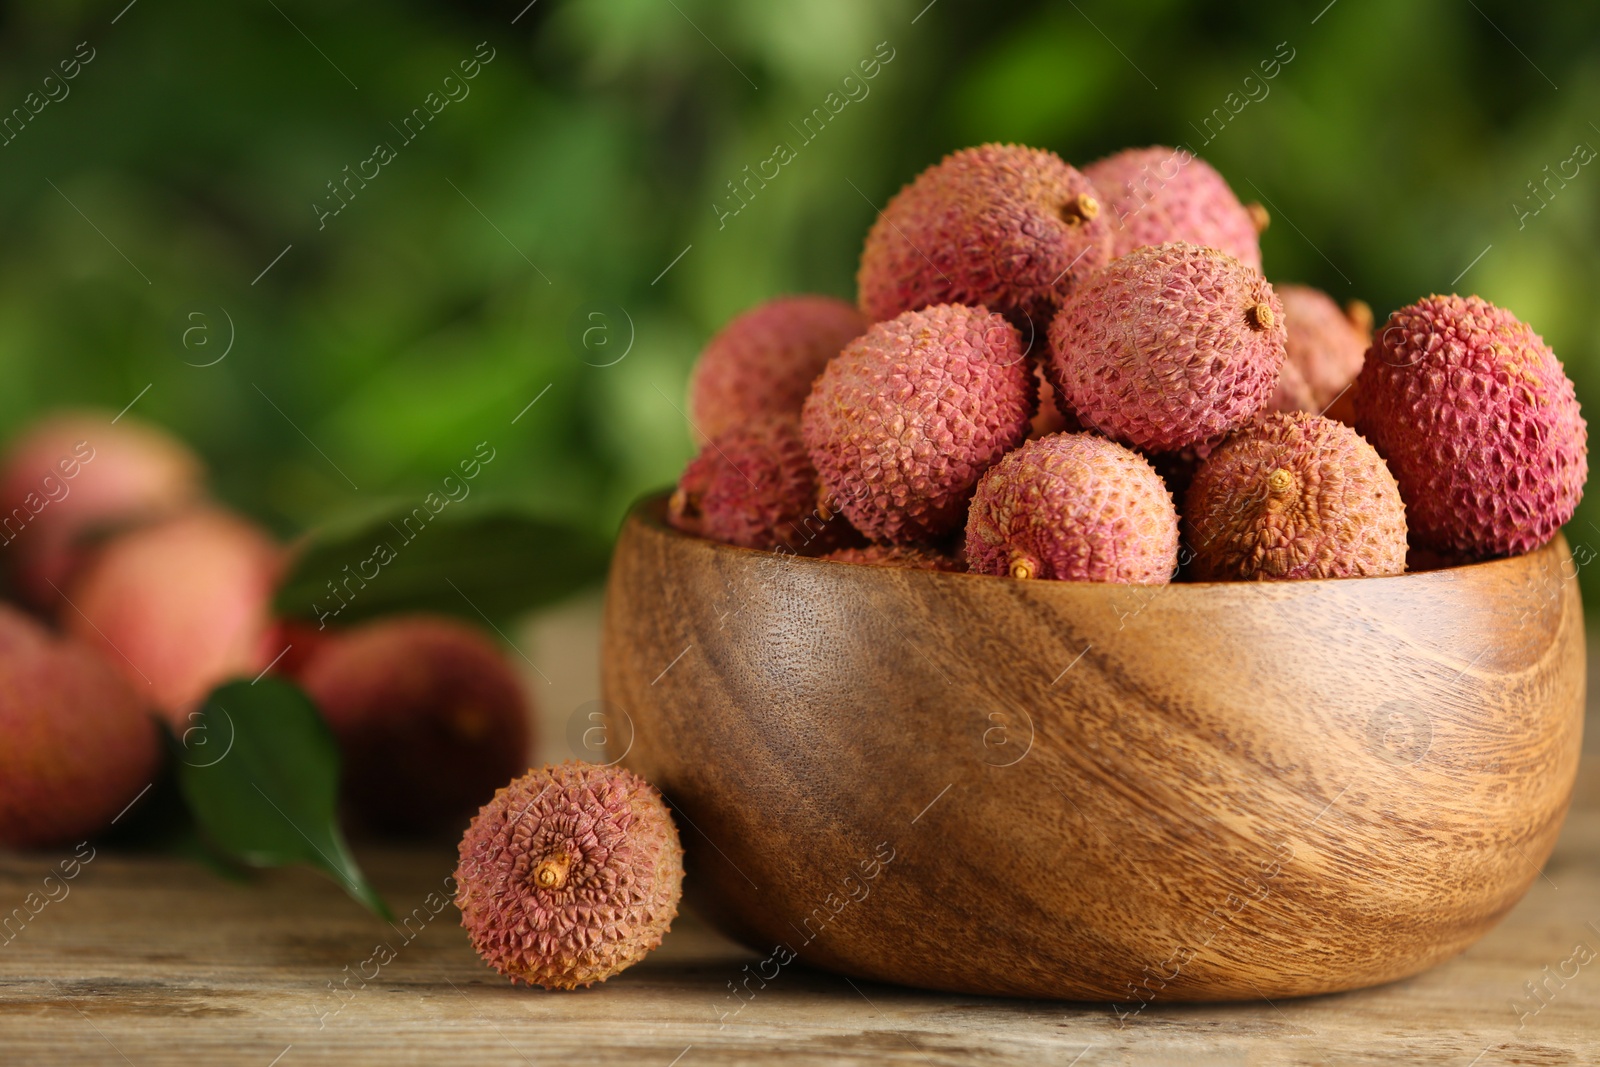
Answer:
[3,0,1599,572]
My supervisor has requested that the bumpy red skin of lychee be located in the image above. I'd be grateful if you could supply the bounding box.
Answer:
[687,296,867,443]
[1355,294,1588,558]
[455,761,684,990]
[1184,413,1408,581]
[1084,146,1264,271]
[667,417,851,554]
[298,615,531,836]
[1047,243,1286,453]
[856,144,1113,327]
[965,432,1179,584]
[0,606,161,849]
[802,304,1035,543]
[62,509,282,728]
[0,411,204,609]
[823,543,965,572]
[1269,285,1369,415]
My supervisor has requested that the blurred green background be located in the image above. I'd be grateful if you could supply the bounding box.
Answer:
[2,0,1598,568]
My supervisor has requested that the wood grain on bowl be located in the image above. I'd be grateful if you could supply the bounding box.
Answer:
[601,495,1585,1002]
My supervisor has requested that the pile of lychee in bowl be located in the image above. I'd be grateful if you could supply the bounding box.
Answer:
[668,143,1586,580]
[603,142,1591,1001]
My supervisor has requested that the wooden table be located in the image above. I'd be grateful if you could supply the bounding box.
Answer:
[2,688,1597,1065]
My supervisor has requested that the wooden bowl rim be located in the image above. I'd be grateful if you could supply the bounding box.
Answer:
[626,490,1570,592]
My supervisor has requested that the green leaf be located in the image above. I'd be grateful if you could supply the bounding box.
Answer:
[273,507,610,627]
[175,678,392,919]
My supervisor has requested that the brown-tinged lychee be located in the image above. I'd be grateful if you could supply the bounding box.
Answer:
[802,304,1035,543]
[856,144,1113,326]
[0,411,204,608]
[1184,413,1408,581]
[965,433,1179,583]
[1355,294,1587,557]
[455,761,684,990]
[61,509,282,728]
[822,543,964,572]
[667,416,850,554]
[1084,145,1265,270]
[0,606,161,849]
[1047,243,1286,453]
[687,295,867,443]
[1269,285,1370,415]
[298,615,531,836]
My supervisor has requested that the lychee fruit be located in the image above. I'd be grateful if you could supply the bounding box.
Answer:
[1355,294,1587,557]
[822,543,964,572]
[1047,243,1286,453]
[802,304,1035,543]
[667,417,850,554]
[1184,413,1408,581]
[298,615,532,836]
[0,411,204,608]
[687,295,867,443]
[61,509,282,728]
[0,606,161,849]
[1084,145,1266,270]
[455,761,684,990]
[856,144,1113,326]
[965,432,1179,584]
[1269,285,1370,416]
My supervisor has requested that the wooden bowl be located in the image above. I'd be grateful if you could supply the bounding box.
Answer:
[600,496,1586,1002]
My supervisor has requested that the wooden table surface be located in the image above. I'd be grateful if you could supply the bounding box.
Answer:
[2,628,1597,1066]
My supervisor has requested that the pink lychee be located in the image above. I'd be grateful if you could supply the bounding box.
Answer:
[455,762,684,989]
[857,144,1113,326]
[687,295,866,443]
[61,509,282,727]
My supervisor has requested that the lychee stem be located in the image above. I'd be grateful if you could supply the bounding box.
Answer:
[1246,202,1270,233]
[533,853,572,890]
[668,487,696,521]
[1008,553,1038,580]
[1267,468,1294,495]
[1246,303,1276,331]
[1345,299,1374,335]
[1061,193,1100,226]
